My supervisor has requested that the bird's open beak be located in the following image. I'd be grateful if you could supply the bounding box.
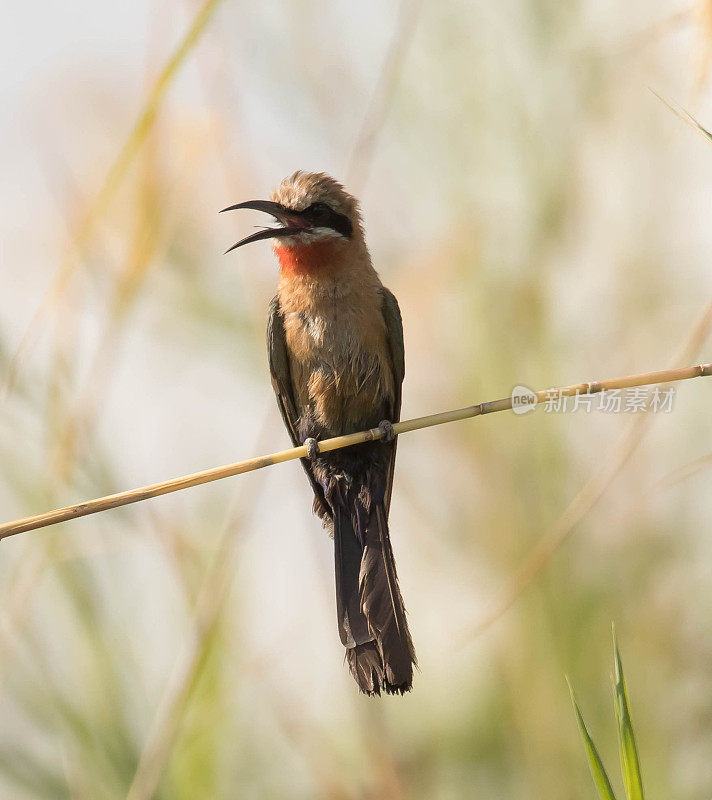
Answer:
[220,200,311,254]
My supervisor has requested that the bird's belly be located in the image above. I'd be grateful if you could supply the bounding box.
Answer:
[307,360,388,433]
[287,322,394,436]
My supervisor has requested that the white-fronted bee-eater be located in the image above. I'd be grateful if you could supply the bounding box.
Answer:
[223,171,416,695]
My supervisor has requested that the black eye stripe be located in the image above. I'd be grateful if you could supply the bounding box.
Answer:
[304,203,353,238]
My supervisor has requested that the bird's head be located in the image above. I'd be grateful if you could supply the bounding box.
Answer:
[222,172,364,273]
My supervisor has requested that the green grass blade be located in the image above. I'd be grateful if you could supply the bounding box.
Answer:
[612,627,645,800]
[567,677,619,800]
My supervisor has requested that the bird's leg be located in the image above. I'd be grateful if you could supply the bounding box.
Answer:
[304,437,320,460]
[378,420,396,444]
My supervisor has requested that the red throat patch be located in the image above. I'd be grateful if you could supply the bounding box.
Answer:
[274,240,338,275]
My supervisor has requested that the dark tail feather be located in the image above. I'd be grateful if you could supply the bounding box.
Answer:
[334,501,416,695]
[345,641,386,696]
[358,503,416,694]
[334,504,372,648]
[334,505,385,695]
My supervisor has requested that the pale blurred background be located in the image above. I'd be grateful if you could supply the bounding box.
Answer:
[1,1,712,798]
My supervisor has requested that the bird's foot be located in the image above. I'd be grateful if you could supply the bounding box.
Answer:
[378,420,396,444]
[304,437,320,460]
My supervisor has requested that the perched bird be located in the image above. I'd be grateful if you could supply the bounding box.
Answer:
[222,171,416,695]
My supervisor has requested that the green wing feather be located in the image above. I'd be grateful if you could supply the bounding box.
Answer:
[379,287,405,513]
[267,297,330,520]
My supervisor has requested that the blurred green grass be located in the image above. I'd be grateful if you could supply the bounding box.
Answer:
[1,1,712,799]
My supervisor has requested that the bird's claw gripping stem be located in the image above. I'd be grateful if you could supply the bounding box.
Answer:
[378,420,396,443]
[304,437,320,460]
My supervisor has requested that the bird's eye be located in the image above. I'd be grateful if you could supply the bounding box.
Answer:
[303,201,352,238]
[308,202,331,220]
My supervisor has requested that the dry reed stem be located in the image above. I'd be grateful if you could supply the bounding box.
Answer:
[617,5,694,53]
[263,685,357,800]
[124,412,275,800]
[124,507,244,800]
[653,451,712,491]
[695,0,712,90]
[610,451,712,538]
[344,0,422,192]
[461,418,653,643]
[51,139,205,481]
[0,363,709,542]
[1,0,226,399]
